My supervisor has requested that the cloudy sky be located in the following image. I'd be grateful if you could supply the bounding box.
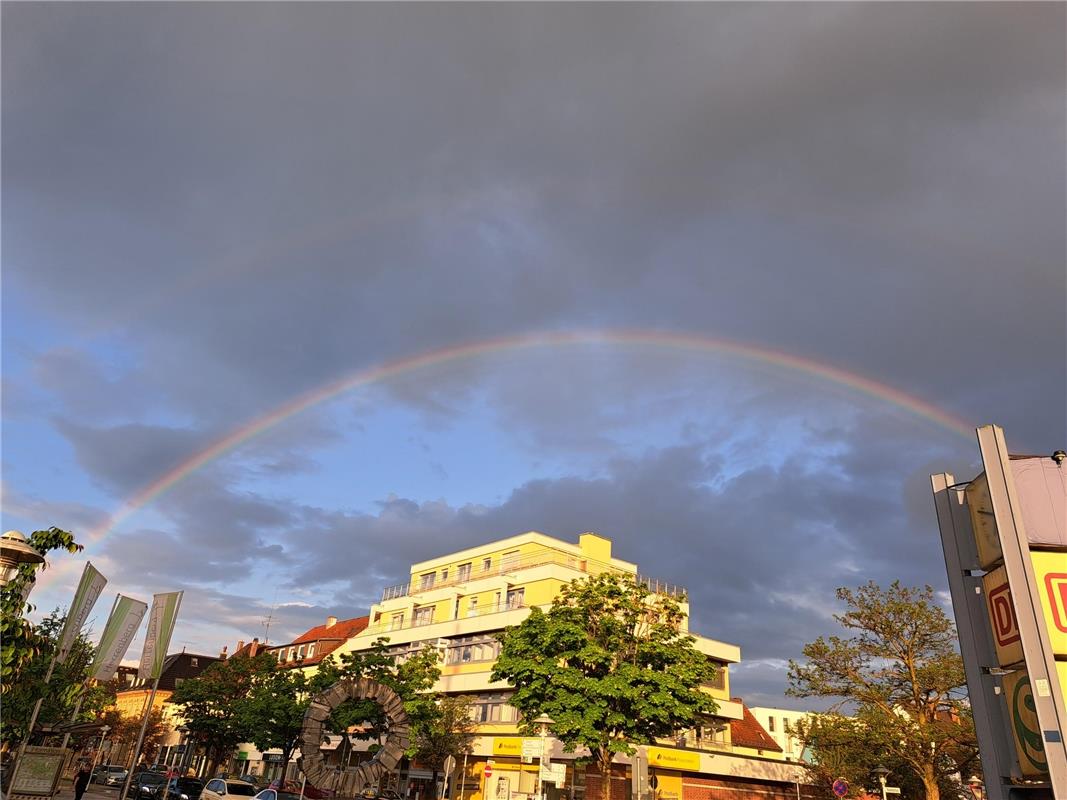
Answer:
[3,3,1064,709]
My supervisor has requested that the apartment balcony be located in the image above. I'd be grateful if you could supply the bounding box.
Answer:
[360,600,529,639]
[380,547,686,602]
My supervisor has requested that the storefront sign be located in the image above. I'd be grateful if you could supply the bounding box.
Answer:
[646,747,700,772]
[493,739,523,757]
[1032,551,1067,656]
[1001,670,1049,778]
[982,565,1023,666]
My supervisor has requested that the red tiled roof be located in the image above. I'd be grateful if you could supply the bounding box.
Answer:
[729,700,783,752]
[291,615,369,645]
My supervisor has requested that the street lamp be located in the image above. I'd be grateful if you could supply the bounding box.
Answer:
[0,530,44,589]
[872,766,890,800]
[533,716,554,800]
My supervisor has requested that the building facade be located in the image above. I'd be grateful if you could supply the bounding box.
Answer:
[745,708,813,763]
[322,531,811,800]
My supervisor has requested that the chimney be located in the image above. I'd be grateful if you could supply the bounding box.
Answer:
[251,637,259,656]
[236,640,245,652]
[220,645,228,660]
[326,616,338,629]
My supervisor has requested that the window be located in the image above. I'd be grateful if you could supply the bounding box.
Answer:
[420,572,435,590]
[297,645,306,659]
[467,597,479,617]
[506,588,524,609]
[307,644,316,658]
[768,717,775,732]
[482,558,492,572]
[445,635,501,665]
[502,550,520,571]
[190,657,199,667]
[441,568,449,582]
[457,563,472,582]
[471,693,519,723]
[174,678,184,688]
[277,650,286,663]
[288,648,296,661]
[391,613,404,630]
[414,606,435,626]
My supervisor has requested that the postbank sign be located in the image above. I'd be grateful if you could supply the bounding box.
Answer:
[646,747,700,772]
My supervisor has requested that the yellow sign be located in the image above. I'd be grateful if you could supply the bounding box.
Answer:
[492,738,523,757]
[646,747,700,772]
[1001,670,1049,778]
[1032,550,1067,656]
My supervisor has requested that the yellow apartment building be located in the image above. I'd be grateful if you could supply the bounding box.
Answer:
[322,531,809,800]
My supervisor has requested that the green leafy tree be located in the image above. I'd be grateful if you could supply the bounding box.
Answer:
[101,708,167,768]
[240,656,345,782]
[413,695,476,797]
[788,582,979,800]
[171,651,276,776]
[1,527,82,691]
[492,573,719,800]
[332,640,441,749]
[1,609,113,750]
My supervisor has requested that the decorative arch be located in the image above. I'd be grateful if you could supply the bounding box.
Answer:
[297,678,411,797]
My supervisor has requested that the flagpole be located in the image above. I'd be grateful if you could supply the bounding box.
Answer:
[119,674,161,800]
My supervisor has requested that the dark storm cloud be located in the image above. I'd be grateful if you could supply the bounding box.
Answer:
[4,2,1065,705]
[4,2,1064,442]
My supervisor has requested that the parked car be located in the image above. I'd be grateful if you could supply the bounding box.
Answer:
[253,789,302,800]
[135,772,170,797]
[201,778,258,800]
[236,775,266,789]
[105,770,130,787]
[92,765,127,785]
[156,777,206,800]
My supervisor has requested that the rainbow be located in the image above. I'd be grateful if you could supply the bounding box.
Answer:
[87,329,974,541]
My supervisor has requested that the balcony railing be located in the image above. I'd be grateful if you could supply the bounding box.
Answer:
[359,601,529,639]
[380,548,686,602]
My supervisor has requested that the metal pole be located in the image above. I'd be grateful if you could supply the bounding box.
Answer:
[119,674,161,800]
[539,727,548,800]
[460,753,468,800]
[878,776,887,800]
[60,688,88,752]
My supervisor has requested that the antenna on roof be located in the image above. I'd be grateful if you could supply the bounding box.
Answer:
[262,591,279,645]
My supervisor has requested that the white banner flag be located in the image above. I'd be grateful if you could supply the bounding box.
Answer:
[56,562,108,663]
[90,594,148,681]
[138,591,183,680]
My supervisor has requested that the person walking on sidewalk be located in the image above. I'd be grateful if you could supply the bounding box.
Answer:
[73,763,91,800]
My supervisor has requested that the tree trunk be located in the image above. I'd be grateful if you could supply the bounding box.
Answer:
[920,764,939,800]
[282,744,294,786]
[586,751,613,800]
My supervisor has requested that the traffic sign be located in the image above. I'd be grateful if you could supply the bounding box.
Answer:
[484,762,494,778]
[832,778,848,797]
[443,755,456,777]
